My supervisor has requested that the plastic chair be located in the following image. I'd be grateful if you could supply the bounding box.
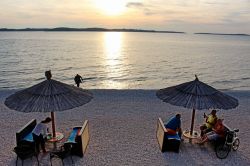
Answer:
[50,143,74,166]
[13,140,39,166]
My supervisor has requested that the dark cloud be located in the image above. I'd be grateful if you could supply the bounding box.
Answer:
[126,2,144,8]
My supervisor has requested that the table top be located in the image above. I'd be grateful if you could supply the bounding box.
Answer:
[183,130,200,139]
[47,132,64,142]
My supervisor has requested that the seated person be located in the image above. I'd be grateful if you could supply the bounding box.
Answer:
[200,109,218,137]
[198,119,225,144]
[164,114,182,138]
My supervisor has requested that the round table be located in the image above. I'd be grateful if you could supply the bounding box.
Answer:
[47,132,64,142]
[183,130,200,139]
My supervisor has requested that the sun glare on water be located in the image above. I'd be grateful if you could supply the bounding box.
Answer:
[102,32,127,88]
[93,0,127,15]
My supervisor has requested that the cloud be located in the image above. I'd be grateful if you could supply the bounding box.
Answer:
[126,2,144,8]
[205,2,228,5]
[1,0,250,33]
[126,2,158,16]
[143,8,156,15]
[219,10,250,25]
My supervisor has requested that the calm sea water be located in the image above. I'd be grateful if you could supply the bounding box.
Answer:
[0,32,250,90]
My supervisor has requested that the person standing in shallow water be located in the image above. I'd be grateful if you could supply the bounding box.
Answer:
[74,74,83,87]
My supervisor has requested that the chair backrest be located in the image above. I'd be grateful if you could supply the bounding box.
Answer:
[16,119,37,145]
[79,120,90,156]
[69,120,89,157]
[223,124,234,144]
[226,131,234,144]
[156,118,167,152]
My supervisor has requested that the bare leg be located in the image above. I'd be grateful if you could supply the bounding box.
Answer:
[41,137,46,153]
[198,135,208,144]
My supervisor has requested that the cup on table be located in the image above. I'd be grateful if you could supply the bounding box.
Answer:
[47,133,52,139]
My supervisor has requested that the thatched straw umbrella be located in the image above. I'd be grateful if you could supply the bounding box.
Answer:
[5,71,93,141]
[156,75,238,138]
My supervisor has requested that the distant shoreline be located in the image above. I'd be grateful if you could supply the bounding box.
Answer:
[194,32,250,36]
[0,27,185,34]
[1,28,250,36]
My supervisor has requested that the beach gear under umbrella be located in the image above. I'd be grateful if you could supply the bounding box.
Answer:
[4,71,93,140]
[156,75,238,137]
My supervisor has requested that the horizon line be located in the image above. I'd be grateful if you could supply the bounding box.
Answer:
[0,27,250,36]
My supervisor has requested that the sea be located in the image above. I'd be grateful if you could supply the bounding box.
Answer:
[0,32,250,90]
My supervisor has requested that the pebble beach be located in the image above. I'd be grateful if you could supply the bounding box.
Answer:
[0,89,250,165]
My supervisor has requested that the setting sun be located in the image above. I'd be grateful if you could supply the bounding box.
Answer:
[93,0,127,15]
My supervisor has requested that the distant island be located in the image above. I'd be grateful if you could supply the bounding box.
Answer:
[0,27,185,34]
[1,28,249,36]
[194,32,250,36]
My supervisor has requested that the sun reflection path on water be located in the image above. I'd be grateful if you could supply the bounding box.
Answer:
[102,32,128,89]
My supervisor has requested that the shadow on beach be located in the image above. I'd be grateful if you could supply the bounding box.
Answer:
[9,152,84,166]
[162,140,250,166]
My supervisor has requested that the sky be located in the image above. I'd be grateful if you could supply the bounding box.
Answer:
[0,0,250,33]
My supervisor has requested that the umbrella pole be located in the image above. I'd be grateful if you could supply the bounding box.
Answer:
[190,108,196,136]
[51,112,56,138]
